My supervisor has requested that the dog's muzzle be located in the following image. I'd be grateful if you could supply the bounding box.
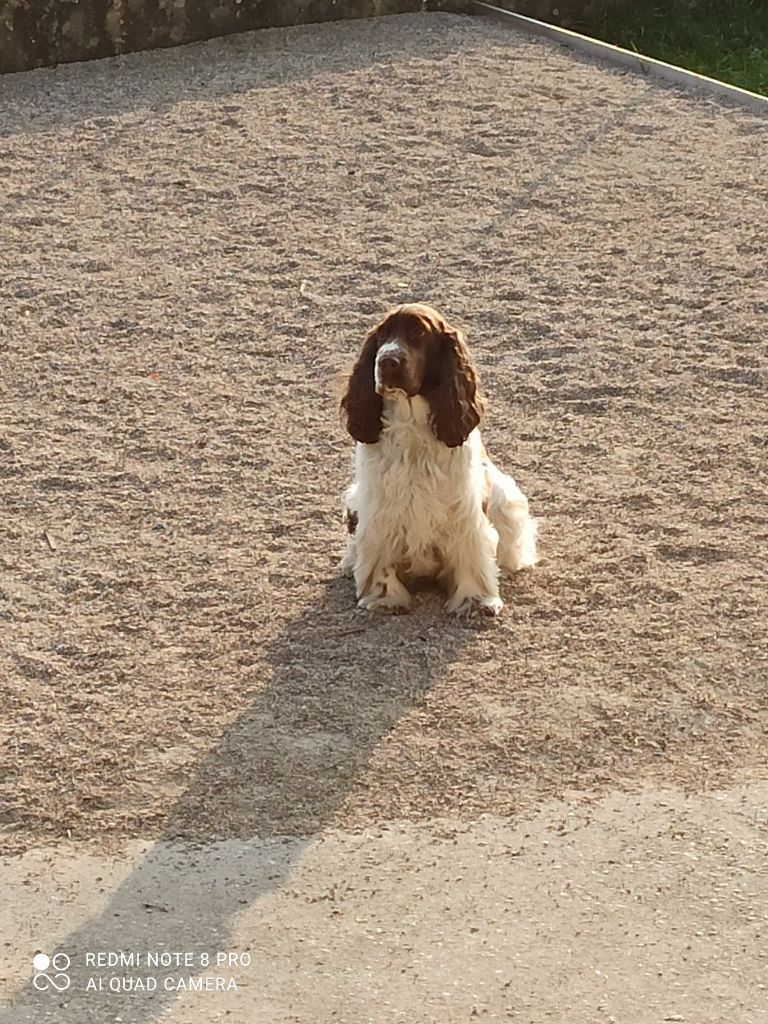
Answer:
[375,342,408,394]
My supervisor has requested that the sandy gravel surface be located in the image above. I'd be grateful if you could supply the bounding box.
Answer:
[2,11,768,1024]
[1,11,766,859]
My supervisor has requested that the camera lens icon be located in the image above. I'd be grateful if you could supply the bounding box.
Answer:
[33,952,71,992]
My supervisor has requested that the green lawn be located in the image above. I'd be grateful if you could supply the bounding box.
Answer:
[588,0,768,95]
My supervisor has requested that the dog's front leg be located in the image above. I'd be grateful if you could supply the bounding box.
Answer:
[443,520,503,617]
[353,529,411,613]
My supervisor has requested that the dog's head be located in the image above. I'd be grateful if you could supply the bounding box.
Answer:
[340,303,484,448]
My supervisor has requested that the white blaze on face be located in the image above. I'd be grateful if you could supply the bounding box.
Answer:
[375,339,406,393]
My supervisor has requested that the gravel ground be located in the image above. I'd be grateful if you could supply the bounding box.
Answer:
[1,11,767,858]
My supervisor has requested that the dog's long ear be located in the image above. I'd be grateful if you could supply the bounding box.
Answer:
[340,327,383,444]
[423,321,484,448]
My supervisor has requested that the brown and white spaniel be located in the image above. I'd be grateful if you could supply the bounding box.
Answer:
[340,303,537,616]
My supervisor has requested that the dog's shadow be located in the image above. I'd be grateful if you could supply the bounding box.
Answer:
[167,575,480,841]
[2,576,487,1024]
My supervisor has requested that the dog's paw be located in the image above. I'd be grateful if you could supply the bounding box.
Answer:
[446,594,503,618]
[357,577,411,614]
[357,594,410,614]
[357,568,411,614]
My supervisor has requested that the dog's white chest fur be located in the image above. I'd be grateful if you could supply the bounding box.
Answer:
[342,391,537,614]
[351,395,483,577]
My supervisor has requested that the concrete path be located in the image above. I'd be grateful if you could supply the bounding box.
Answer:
[3,784,768,1023]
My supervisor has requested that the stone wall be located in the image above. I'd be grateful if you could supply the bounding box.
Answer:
[0,0,462,75]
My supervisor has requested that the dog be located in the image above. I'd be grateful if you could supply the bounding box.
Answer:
[338,303,537,616]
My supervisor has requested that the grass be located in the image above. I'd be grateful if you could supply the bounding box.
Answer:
[588,0,768,95]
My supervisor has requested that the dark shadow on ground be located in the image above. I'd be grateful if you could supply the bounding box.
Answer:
[0,578,483,1023]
